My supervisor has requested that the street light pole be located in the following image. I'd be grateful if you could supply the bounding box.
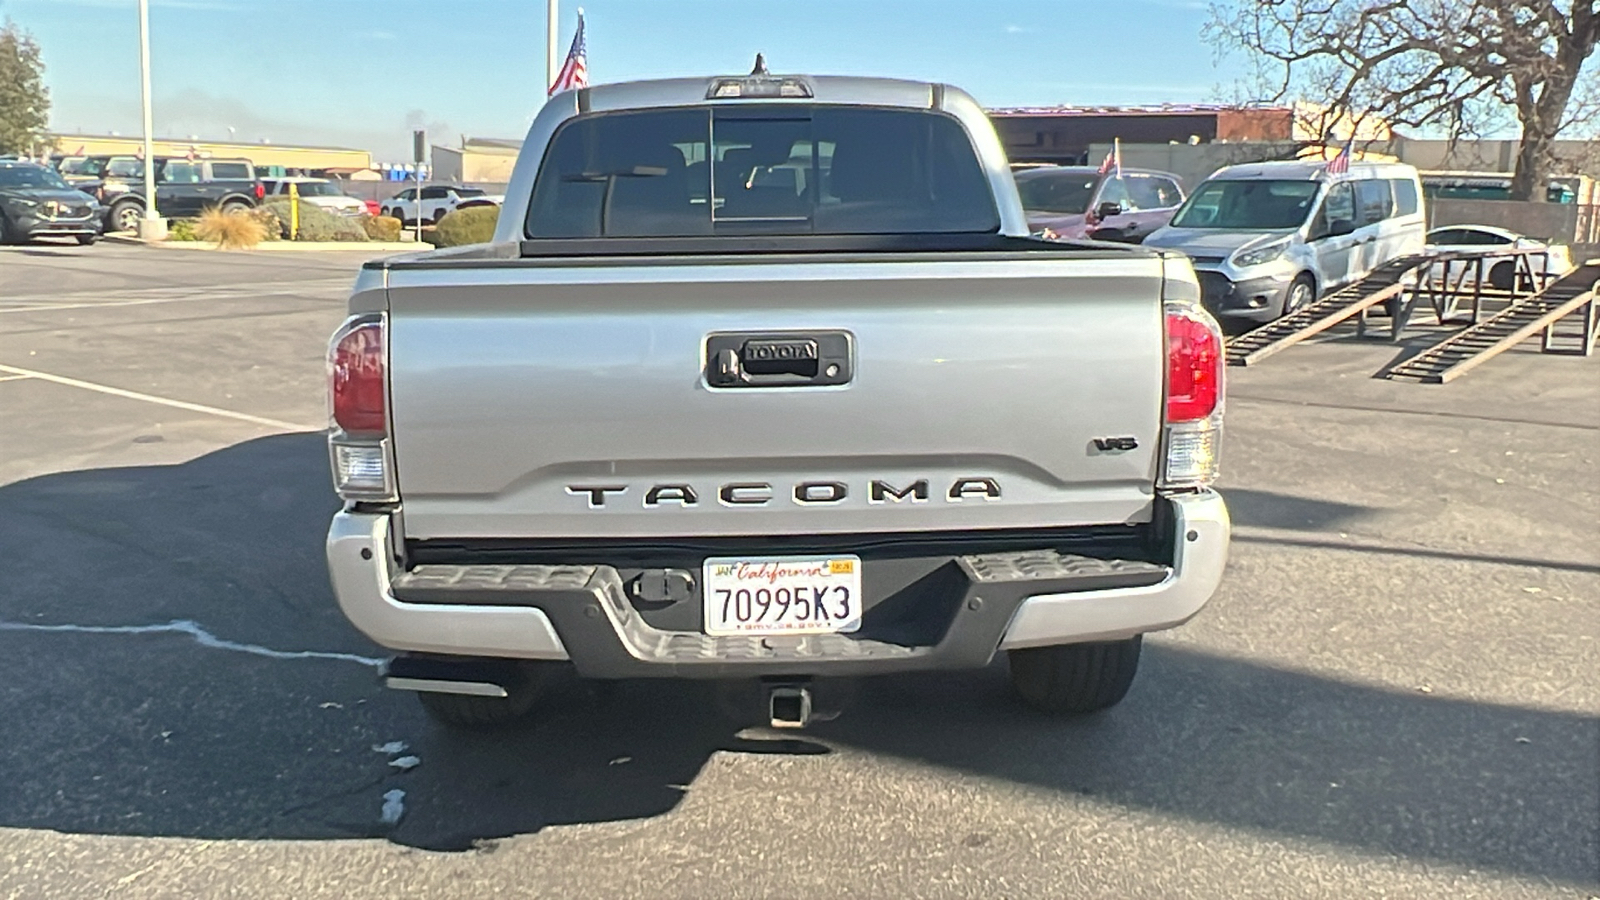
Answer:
[547,0,559,95]
[137,0,162,237]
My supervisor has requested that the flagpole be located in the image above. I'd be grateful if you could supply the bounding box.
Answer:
[547,0,559,95]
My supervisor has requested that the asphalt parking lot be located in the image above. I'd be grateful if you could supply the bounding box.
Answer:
[0,240,1595,899]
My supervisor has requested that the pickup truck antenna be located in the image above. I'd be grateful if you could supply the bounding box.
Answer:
[751,53,769,76]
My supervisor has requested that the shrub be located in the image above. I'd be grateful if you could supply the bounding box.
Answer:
[362,214,402,242]
[195,207,266,250]
[167,219,199,241]
[260,198,369,242]
[431,206,499,248]
[246,205,281,241]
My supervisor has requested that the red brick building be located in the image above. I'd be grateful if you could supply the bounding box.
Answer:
[988,104,1298,165]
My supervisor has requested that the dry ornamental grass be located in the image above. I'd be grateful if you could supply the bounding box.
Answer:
[194,207,267,250]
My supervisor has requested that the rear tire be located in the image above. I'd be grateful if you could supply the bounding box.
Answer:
[220,199,250,215]
[75,233,99,246]
[415,662,552,728]
[1007,636,1143,714]
[1488,260,1515,292]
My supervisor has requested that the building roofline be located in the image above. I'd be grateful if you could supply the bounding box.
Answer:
[986,103,1295,118]
[47,132,370,154]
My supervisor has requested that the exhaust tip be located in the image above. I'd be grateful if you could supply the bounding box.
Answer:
[768,684,813,729]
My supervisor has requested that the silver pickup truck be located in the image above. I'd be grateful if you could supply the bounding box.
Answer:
[324,69,1230,729]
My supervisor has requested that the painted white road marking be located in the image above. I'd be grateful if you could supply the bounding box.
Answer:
[0,374,32,383]
[0,278,351,314]
[0,618,385,669]
[0,363,316,431]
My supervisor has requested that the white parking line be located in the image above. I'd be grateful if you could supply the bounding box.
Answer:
[0,374,32,383]
[0,363,316,431]
[0,619,385,669]
[0,278,352,314]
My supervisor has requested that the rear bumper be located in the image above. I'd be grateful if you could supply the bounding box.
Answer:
[326,491,1230,677]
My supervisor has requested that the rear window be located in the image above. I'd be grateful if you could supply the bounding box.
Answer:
[526,105,999,238]
[209,162,252,180]
[1014,170,1098,215]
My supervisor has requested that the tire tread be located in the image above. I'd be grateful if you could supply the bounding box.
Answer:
[1007,636,1142,714]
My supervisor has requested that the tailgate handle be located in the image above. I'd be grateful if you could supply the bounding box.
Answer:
[706,332,852,388]
[742,339,818,378]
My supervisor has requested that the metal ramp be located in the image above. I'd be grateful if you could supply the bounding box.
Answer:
[1224,255,1431,367]
[1383,261,1600,384]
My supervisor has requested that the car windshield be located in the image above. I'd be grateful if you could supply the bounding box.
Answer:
[1013,170,1098,215]
[527,105,999,237]
[457,187,486,198]
[0,166,70,190]
[292,182,344,197]
[1171,179,1320,230]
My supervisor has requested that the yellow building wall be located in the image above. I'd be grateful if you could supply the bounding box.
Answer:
[461,150,519,184]
[49,135,372,172]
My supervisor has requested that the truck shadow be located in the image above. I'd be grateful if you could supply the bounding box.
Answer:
[0,434,1592,885]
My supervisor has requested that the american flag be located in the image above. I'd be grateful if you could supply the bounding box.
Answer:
[1097,138,1122,177]
[1325,139,1353,175]
[549,10,588,96]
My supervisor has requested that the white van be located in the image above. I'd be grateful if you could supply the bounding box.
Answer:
[1144,160,1427,324]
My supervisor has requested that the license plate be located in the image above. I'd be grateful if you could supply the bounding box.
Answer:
[702,556,862,636]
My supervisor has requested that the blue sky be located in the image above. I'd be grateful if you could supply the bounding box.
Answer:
[0,0,1243,161]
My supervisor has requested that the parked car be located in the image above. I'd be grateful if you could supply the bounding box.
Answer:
[0,160,103,245]
[1015,166,1186,243]
[324,71,1231,731]
[381,184,489,225]
[54,154,125,188]
[1426,224,1574,290]
[94,157,265,233]
[1144,160,1427,325]
[260,177,368,217]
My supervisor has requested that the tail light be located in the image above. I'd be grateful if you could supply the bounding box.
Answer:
[1160,261,1225,489]
[1166,307,1222,423]
[328,316,394,501]
[254,183,265,201]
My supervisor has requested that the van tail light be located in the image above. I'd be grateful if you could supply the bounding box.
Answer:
[328,316,395,501]
[254,182,265,201]
[1160,272,1225,489]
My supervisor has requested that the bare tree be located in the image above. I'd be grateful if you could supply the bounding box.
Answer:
[1206,1,1600,200]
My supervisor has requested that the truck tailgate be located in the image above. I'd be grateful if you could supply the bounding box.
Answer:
[385,254,1167,539]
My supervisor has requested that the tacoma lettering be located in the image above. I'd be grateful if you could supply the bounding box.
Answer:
[869,479,929,503]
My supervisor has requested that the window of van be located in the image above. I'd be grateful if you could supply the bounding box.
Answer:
[1170,180,1318,230]
[1318,182,1356,233]
[1390,179,1419,216]
[1356,179,1393,225]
